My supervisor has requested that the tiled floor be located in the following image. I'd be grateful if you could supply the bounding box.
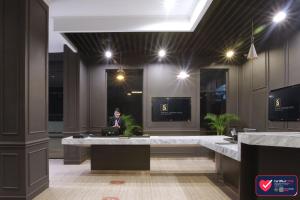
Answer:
[34,158,238,200]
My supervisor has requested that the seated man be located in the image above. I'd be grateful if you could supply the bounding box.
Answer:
[108,108,125,135]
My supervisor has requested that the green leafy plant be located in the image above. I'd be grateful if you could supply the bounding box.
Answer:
[121,114,142,137]
[204,113,239,135]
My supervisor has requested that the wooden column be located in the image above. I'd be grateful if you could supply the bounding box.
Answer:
[0,0,49,199]
[63,45,89,164]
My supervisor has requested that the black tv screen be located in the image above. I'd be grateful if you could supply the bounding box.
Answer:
[152,97,191,121]
[268,84,300,121]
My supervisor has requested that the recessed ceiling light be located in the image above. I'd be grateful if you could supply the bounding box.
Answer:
[105,50,112,59]
[226,50,235,58]
[158,49,166,58]
[177,71,190,79]
[273,11,287,23]
[127,92,132,96]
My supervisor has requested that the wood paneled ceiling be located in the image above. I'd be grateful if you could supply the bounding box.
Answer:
[65,0,300,65]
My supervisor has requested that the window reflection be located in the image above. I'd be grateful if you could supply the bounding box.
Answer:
[200,69,227,129]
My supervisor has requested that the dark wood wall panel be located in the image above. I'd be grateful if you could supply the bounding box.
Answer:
[238,62,252,126]
[63,46,90,164]
[239,31,300,131]
[0,0,23,140]
[0,153,20,190]
[28,0,48,140]
[268,46,286,130]
[89,65,107,132]
[268,47,286,90]
[0,147,25,197]
[288,33,300,86]
[0,0,3,139]
[251,89,267,131]
[0,0,49,199]
[79,61,89,132]
[63,45,90,134]
[226,66,239,115]
[27,141,49,197]
[252,53,267,90]
[63,46,80,133]
[28,148,47,186]
[287,33,300,131]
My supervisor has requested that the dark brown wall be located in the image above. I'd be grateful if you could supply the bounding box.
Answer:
[0,0,49,199]
[88,63,239,133]
[63,46,90,135]
[63,46,89,164]
[63,46,80,134]
[143,64,200,131]
[79,61,89,132]
[89,65,107,132]
[238,32,300,131]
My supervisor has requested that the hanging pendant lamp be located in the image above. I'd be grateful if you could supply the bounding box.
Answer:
[116,68,125,81]
[115,53,125,81]
[247,20,258,60]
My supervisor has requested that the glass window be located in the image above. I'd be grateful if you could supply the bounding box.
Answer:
[107,69,143,126]
[200,69,227,129]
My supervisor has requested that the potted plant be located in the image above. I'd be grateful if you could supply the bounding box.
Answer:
[204,113,239,135]
[121,114,143,137]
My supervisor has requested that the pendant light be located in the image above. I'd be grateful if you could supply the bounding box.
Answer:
[247,20,258,60]
[115,53,125,81]
[116,68,125,81]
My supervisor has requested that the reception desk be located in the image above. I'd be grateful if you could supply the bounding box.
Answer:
[62,135,238,171]
[62,132,300,199]
[62,136,239,158]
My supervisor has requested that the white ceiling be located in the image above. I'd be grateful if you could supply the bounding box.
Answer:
[48,0,212,52]
[50,0,198,17]
[50,0,212,32]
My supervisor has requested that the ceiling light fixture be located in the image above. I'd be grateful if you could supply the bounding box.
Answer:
[158,49,166,58]
[226,50,235,59]
[177,71,190,79]
[247,20,258,60]
[105,50,112,59]
[273,11,287,23]
[116,69,125,81]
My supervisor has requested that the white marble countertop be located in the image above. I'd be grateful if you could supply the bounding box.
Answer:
[62,136,151,145]
[62,132,300,163]
[62,135,240,161]
[239,132,300,148]
[150,136,239,161]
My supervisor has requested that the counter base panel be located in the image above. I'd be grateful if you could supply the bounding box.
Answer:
[91,145,150,170]
[240,144,300,200]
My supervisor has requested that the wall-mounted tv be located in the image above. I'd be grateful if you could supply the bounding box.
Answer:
[268,84,300,121]
[152,97,191,122]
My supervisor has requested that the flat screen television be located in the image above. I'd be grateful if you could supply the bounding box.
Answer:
[152,97,191,121]
[268,84,300,121]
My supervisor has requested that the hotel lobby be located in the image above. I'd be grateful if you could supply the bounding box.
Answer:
[1,0,300,200]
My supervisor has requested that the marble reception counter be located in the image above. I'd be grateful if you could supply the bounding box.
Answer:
[62,132,300,197]
[62,135,239,161]
[62,132,300,163]
[62,135,241,187]
[238,132,300,148]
